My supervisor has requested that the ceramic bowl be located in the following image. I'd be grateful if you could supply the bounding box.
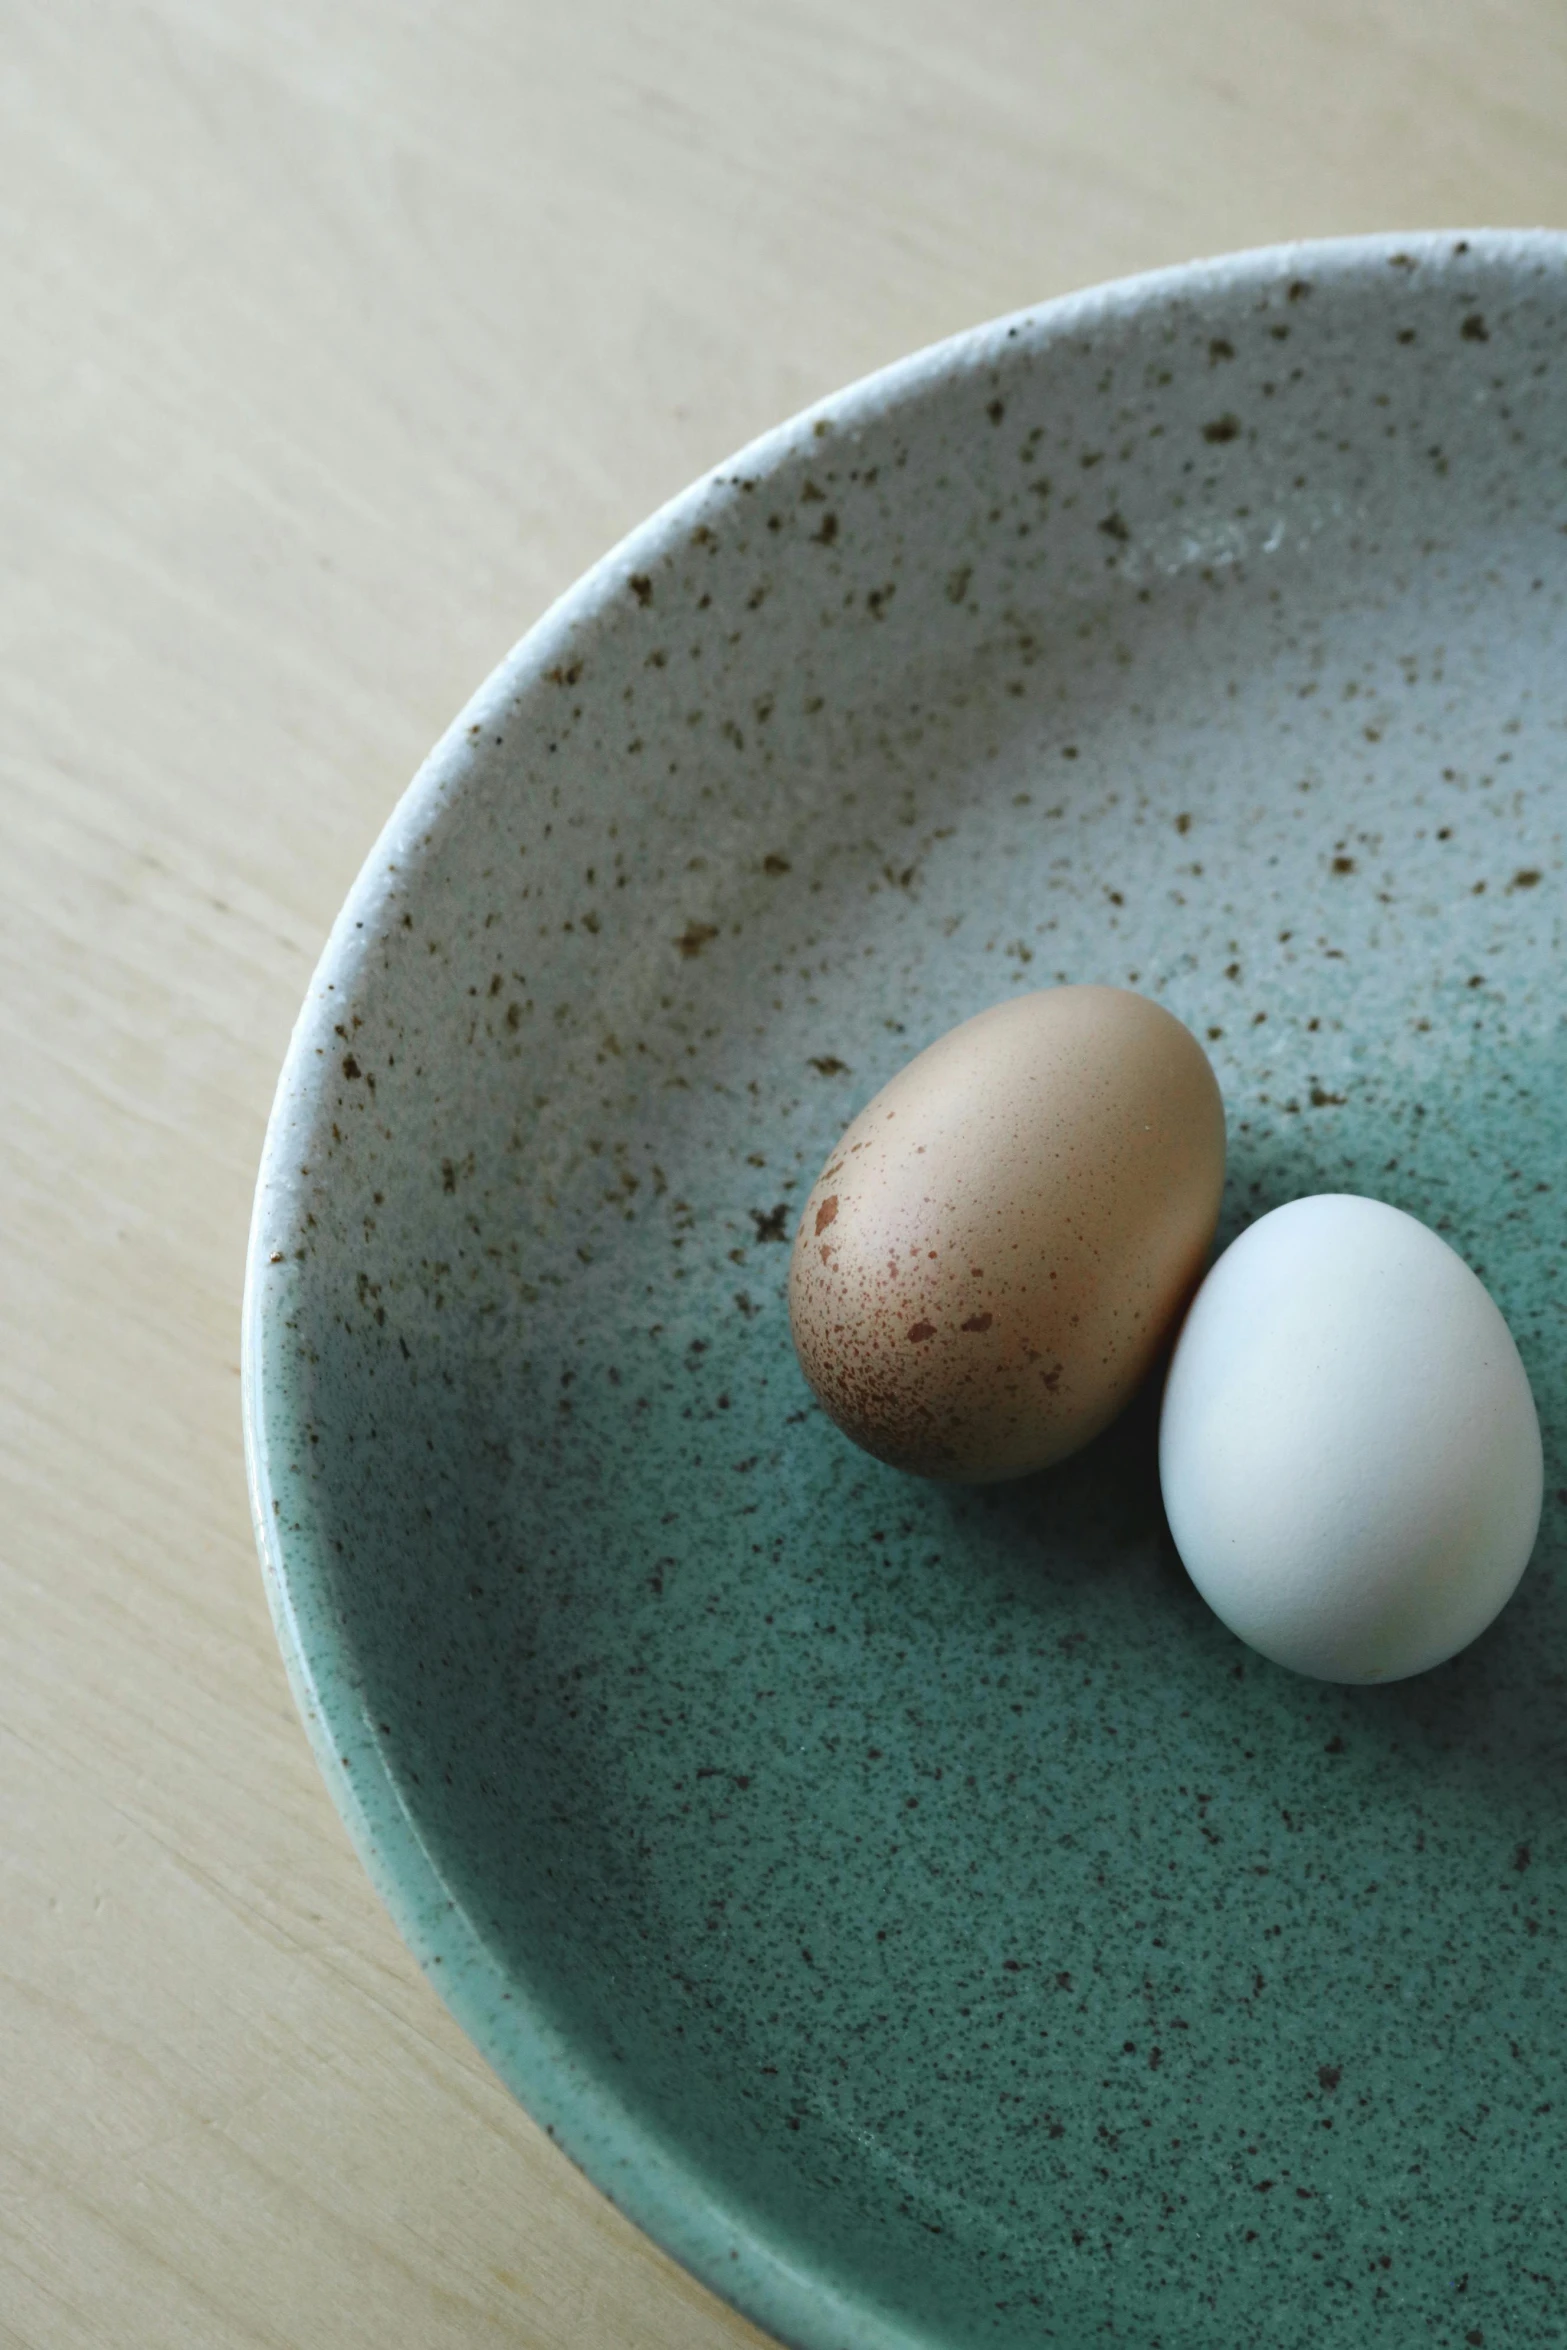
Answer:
[244,231,1567,2350]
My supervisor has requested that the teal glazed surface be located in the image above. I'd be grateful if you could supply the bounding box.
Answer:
[244,235,1567,2349]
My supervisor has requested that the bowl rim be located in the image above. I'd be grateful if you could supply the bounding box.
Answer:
[241,226,1567,2350]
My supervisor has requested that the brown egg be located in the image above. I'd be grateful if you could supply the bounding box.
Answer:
[788,986,1225,1482]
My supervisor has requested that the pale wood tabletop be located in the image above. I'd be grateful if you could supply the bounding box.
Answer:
[4,4,1565,2344]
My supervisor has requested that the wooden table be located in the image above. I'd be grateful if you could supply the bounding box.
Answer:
[5,4,1564,2342]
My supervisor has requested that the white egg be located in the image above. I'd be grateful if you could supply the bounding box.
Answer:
[1159,1193,1543,1684]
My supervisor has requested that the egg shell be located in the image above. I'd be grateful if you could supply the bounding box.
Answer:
[788,985,1226,1481]
[1159,1192,1544,1684]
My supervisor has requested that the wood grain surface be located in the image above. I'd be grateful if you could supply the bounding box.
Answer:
[3,3,1565,2343]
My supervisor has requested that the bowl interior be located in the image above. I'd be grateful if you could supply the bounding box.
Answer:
[248,234,1567,2350]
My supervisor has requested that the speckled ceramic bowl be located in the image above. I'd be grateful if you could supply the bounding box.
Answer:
[244,232,1567,2350]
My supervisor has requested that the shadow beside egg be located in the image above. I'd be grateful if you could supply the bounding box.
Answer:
[1356,1550,1567,1772]
[932,1356,1201,1609]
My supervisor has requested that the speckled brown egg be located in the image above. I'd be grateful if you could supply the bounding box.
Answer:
[788,986,1225,1482]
